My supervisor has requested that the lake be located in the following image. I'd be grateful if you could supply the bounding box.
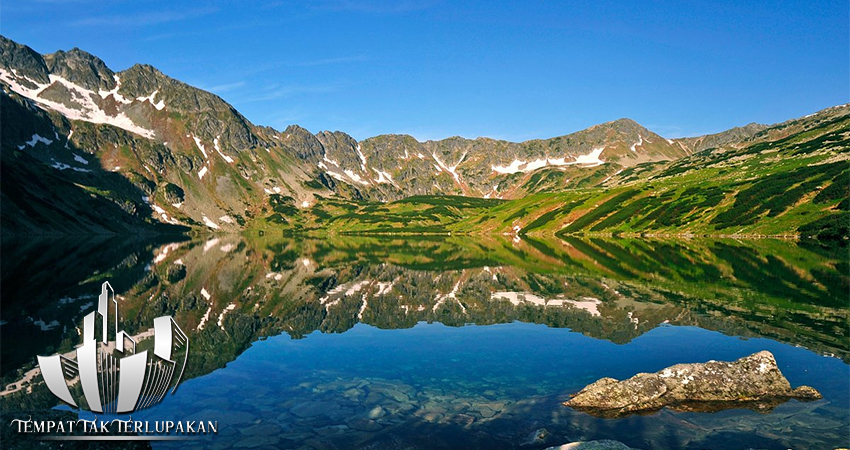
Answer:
[1,235,847,449]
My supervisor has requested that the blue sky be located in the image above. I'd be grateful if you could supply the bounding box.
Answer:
[2,0,847,141]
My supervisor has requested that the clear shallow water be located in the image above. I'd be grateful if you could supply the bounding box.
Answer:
[133,322,850,450]
[2,235,848,449]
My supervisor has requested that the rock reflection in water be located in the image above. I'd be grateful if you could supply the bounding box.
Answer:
[1,235,847,449]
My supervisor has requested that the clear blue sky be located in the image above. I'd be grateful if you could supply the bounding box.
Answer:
[2,0,847,141]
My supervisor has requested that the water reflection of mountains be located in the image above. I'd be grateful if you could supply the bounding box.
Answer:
[2,234,847,409]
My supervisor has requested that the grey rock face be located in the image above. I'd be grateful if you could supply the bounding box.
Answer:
[564,351,821,417]
[0,35,50,85]
[284,125,325,161]
[118,63,258,152]
[43,48,116,91]
[316,130,360,168]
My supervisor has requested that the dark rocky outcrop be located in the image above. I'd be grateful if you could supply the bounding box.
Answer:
[0,35,50,85]
[564,351,822,418]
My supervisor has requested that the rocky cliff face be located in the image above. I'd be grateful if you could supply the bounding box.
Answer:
[0,35,781,232]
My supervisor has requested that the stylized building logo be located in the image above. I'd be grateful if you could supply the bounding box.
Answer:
[37,282,188,414]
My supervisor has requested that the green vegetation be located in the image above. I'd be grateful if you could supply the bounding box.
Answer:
[711,162,846,229]
[252,108,848,243]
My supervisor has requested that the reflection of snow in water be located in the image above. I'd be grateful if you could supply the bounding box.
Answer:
[31,318,60,331]
[154,242,182,263]
[490,292,601,316]
[433,280,466,313]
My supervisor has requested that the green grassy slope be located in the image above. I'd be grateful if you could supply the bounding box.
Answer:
[459,107,848,238]
[254,105,848,241]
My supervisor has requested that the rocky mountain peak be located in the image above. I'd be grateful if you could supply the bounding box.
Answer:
[316,130,361,170]
[607,117,640,127]
[43,47,115,91]
[0,35,50,85]
[593,117,652,136]
[315,130,358,149]
[280,125,324,161]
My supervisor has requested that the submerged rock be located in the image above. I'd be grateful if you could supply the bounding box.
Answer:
[522,428,551,446]
[564,351,822,418]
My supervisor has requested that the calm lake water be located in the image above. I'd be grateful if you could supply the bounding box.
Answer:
[1,235,848,449]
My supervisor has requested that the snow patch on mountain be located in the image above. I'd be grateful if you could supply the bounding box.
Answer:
[150,204,180,225]
[0,69,155,139]
[432,151,466,183]
[202,216,219,229]
[630,135,644,152]
[373,168,395,185]
[356,144,367,171]
[50,157,91,172]
[192,135,208,158]
[344,169,370,185]
[197,305,212,331]
[492,159,526,174]
[524,158,548,172]
[574,147,605,166]
[214,135,234,163]
[492,147,606,174]
[217,303,237,330]
[21,133,53,148]
[326,171,347,183]
[97,75,132,104]
[323,155,340,166]
[136,89,165,110]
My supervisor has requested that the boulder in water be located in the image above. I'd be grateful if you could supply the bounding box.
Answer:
[564,351,821,417]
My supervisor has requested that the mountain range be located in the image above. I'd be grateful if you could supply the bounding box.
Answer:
[0,35,846,239]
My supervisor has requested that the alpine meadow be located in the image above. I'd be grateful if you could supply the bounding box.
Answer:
[1,2,848,449]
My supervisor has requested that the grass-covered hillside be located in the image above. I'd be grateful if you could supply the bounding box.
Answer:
[255,105,849,241]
